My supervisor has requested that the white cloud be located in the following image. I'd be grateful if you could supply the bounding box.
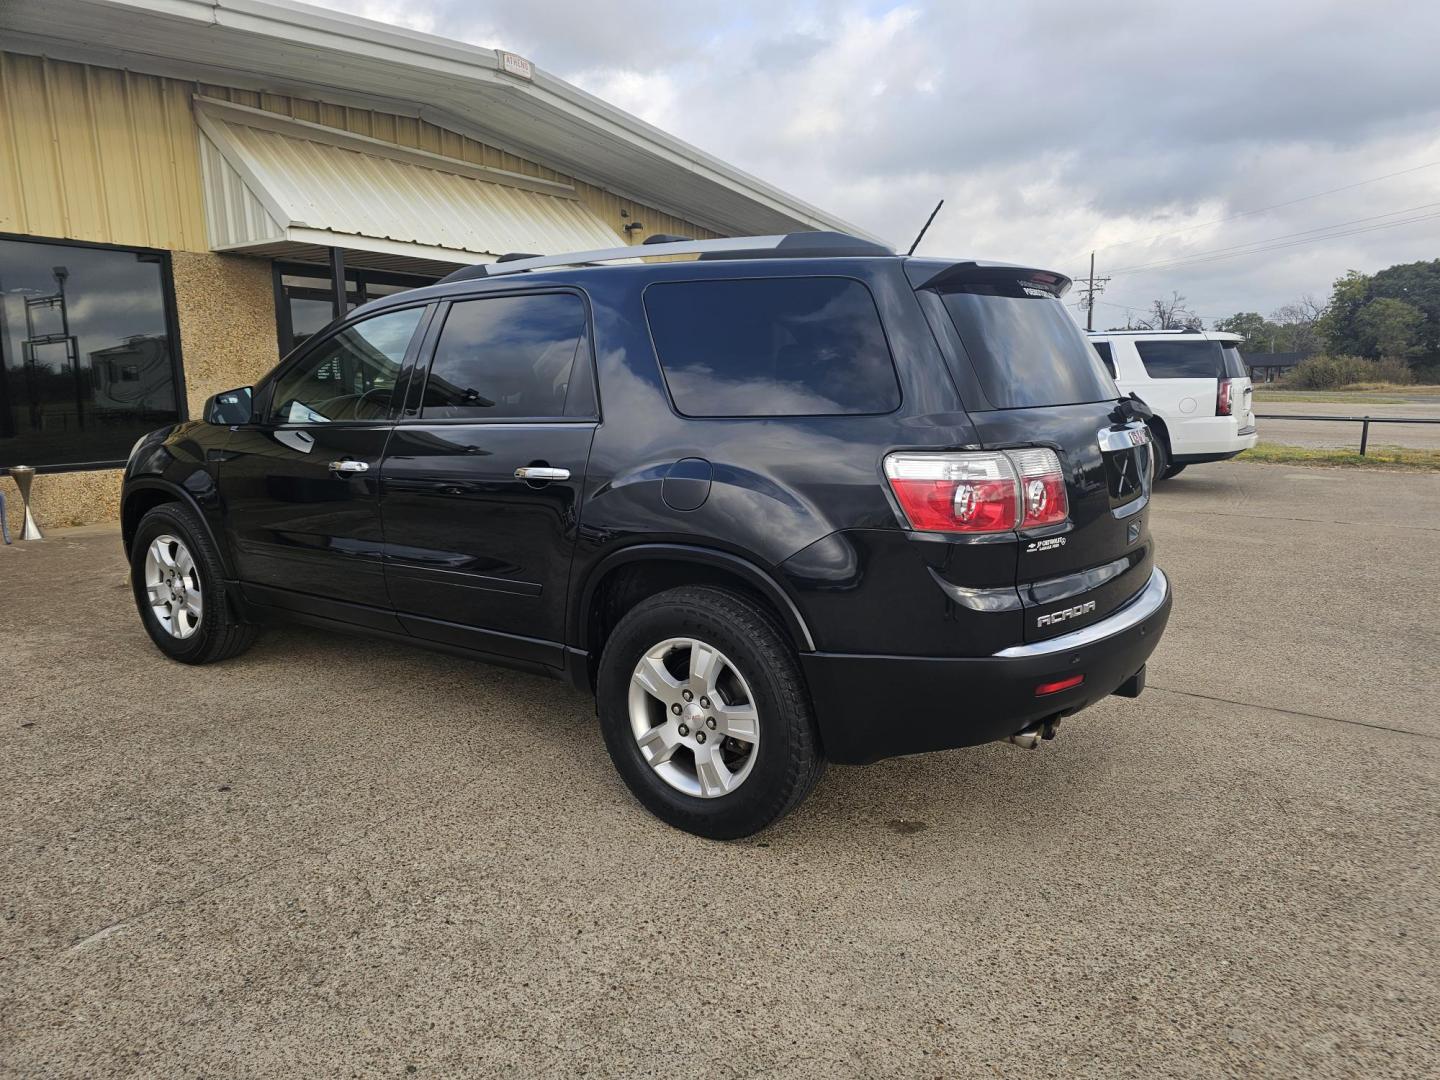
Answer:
[304,0,1440,319]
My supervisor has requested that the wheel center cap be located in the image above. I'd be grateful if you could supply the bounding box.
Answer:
[683,702,704,726]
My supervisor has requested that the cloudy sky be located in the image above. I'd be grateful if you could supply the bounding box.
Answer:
[313,0,1440,328]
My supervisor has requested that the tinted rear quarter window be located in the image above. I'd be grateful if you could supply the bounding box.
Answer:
[1135,339,1225,379]
[1222,345,1249,378]
[939,284,1116,408]
[1092,340,1117,378]
[420,293,589,419]
[644,277,900,417]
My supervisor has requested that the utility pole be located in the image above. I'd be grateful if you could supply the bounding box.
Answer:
[1074,251,1110,331]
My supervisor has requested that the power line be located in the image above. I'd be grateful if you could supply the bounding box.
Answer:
[1109,200,1440,273]
[1106,203,1440,276]
[1087,159,1440,255]
[1093,298,1231,322]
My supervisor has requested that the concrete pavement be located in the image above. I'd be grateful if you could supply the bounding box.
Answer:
[1,461,1436,1078]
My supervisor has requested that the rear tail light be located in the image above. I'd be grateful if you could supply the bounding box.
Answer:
[1009,448,1068,527]
[883,448,1068,534]
[1216,378,1234,416]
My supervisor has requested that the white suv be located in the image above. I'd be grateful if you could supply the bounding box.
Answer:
[1087,330,1257,480]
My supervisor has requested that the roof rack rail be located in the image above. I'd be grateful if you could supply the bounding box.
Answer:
[1088,328,1205,335]
[439,231,894,284]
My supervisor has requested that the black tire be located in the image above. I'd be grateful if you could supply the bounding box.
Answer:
[1149,424,1176,481]
[596,585,825,840]
[129,502,259,664]
[1162,462,1187,479]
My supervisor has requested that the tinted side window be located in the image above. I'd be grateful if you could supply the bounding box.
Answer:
[644,277,900,417]
[269,307,424,423]
[1135,340,1224,379]
[1092,340,1117,378]
[421,293,589,420]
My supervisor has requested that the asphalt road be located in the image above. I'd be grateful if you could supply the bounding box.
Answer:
[2,461,1437,1079]
[1253,399,1440,451]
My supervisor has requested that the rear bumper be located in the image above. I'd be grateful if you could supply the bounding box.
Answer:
[1173,449,1246,465]
[1170,415,1258,456]
[801,567,1172,764]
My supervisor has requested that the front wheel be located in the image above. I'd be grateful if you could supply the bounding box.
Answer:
[130,503,259,664]
[596,586,824,839]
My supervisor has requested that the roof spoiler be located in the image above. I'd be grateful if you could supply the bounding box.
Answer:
[908,260,1073,298]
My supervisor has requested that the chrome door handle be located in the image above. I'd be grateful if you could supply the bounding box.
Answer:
[514,466,570,481]
[329,460,370,474]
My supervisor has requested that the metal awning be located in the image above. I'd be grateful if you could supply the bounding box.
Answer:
[194,96,624,271]
[2,0,880,242]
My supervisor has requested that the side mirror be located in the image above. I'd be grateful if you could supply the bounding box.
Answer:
[205,386,254,425]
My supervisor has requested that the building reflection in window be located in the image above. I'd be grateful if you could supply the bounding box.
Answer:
[0,238,181,469]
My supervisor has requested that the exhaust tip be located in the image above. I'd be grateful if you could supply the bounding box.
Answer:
[1008,726,1044,750]
[1008,718,1060,750]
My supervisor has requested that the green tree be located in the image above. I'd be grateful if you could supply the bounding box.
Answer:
[1214,311,1272,346]
[1370,260,1440,359]
[1354,297,1423,360]
[1319,270,1373,356]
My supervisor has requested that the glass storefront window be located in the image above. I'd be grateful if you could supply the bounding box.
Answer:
[274,263,436,357]
[0,237,182,470]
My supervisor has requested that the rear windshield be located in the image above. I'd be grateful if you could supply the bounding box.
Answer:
[939,283,1117,409]
[644,277,901,417]
[1135,339,1240,380]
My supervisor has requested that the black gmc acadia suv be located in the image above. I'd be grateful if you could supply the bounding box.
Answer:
[122,232,1172,839]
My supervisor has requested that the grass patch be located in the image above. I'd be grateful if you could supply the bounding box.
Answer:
[1238,441,1440,470]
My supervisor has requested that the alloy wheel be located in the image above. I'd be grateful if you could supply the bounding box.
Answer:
[143,533,203,639]
[628,637,760,798]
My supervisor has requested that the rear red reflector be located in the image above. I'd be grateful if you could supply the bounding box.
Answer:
[1034,674,1085,697]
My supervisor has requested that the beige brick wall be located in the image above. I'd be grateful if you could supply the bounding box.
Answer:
[171,250,278,416]
[2,252,277,534]
[1,468,121,535]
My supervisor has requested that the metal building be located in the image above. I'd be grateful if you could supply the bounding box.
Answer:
[0,0,870,527]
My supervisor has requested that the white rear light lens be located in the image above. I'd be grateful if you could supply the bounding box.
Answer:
[1008,447,1069,527]
[884,452,1018,532]
[1217,378,1234,416]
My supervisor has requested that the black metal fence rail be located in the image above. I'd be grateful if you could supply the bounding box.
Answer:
[1254,413,1440,455]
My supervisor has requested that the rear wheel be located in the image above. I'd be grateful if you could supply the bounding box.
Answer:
[597,585,824,839]
[130,503,259,664]
[1149,424,1184,481]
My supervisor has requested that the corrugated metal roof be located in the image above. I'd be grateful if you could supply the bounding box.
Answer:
[0,0,882,242]
[196,98,623,264]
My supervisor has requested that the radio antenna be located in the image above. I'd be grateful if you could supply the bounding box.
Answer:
[906,199,945,256]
